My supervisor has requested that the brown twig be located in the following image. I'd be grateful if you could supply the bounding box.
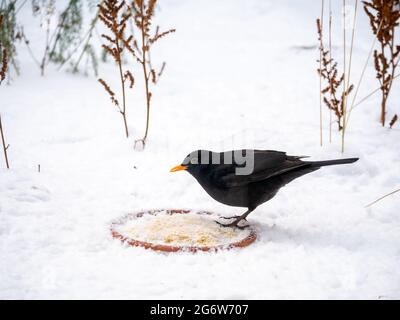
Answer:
[363,0,400,127]
[0,14,7,84]
[318,0,325,147]
[346,19,384,128]
[366,187,400,207]
[351,72,399,109]
[341,0,359,153]
[328,0,333,142]
[0,15,10,169]
[131,0,175,148]
[98,0,134,138]
[317,18,354,133]
[342,0,347,153]
[19,27,41,69]
[59,0,105,73]
[389,114,398,128]
[0,47,6,84]
[37,1,56,77]
[0,115,10,169]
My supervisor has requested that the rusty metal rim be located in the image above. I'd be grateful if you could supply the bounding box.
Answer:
[110,209,257,253]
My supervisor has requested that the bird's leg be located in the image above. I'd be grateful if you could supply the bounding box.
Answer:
[216,208,255,229]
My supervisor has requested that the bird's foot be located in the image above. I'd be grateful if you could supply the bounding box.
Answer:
[218,215,247,221]
[216,218,249,230]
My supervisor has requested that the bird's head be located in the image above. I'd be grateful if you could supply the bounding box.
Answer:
[170,150,214,176]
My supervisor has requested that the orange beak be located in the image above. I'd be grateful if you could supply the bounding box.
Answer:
[170,165,187,172]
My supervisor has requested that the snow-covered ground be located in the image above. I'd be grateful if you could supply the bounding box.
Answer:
[1,0,400,299]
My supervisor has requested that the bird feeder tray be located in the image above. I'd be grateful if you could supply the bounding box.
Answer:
[110,209,257,252]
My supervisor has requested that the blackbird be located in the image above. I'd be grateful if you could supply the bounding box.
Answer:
[170,149,358,228]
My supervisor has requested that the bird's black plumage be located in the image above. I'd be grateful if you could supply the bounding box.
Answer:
[170,149,359,228]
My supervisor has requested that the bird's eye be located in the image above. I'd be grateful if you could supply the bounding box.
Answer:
[190,158,198,164]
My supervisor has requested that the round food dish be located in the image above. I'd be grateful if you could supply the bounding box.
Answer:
[110,209,257,252]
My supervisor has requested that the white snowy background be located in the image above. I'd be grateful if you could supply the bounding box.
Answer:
[1,0,400,299]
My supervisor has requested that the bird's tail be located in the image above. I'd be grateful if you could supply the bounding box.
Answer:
[308,158,359,167]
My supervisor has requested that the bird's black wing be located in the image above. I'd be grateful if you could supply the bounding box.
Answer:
[211,150,308,188]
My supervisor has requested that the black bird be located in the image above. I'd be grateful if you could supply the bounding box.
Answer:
[170,150,358,228]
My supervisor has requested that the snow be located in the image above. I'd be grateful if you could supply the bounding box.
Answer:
[1,0,400,299]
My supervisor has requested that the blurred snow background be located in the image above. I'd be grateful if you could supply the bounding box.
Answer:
[0,0,399,299]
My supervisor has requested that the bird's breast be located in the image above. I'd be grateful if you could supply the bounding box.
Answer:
[195,177,249,208]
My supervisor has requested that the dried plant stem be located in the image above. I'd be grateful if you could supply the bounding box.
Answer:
[132,0,175,148]
[382,31,398,126]
[329,0,333,142]
[317,17,352,134]
[72,33,96,73]
[319,0,325,147]
[59,0,104,73]
[140,1,150,145]
[346,19,384,126]
[1,15,9,169]
[379,41,387,126]
[134,0,151,149]
[0,114,10,169]
[98,0,134,139]
[40,17,51,76]
[36,0,80,76]
[366,188,400,208]
[390,114,398,128]
[341,0,347,153]
[117,42,129,138]
[346,0,358,87]
[364,0,400,127]
[60,17,98,71]
[352,73,400,109]
[21,32,41,68]
[341,0,358,153]
[15,0,28,14]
